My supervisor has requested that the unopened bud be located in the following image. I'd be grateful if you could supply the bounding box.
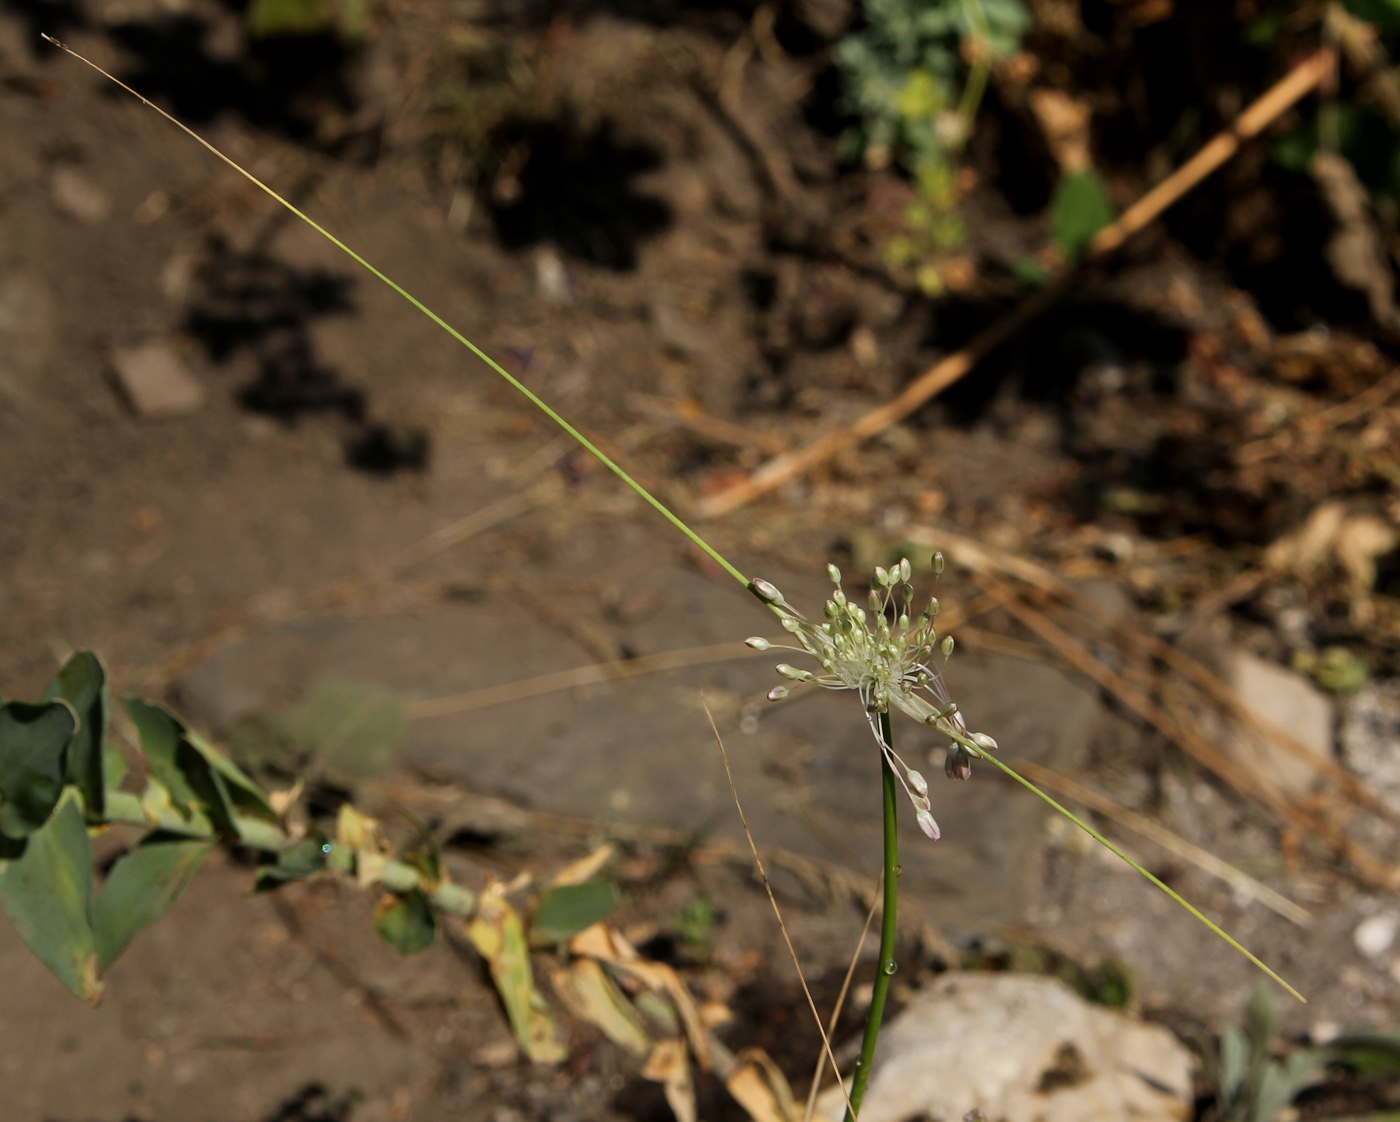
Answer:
[868,589,882,612]
[907,769,928,797]
[751,578,784,603]
[944,744,972,781]
[933,551,945,575]
[942,635,955,658]
[745,637,771,650]
[899,558,912,582]
[827,563,842,585]
[767,685,789,702]
[916,808,941,840]
[874,565,889,586]
[775,663,812,681]
[970,732,998,753]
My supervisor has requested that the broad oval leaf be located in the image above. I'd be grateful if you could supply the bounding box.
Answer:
[1050,168,1115,261]
[0,794,100,1003]
[276,682,407,785]
[0,700,77,839]
[530,881,621,946]
[94,835,214,971]
[373,888,436,955]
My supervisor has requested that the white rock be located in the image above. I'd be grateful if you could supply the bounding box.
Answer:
[1353,912,1399,958]
[815,973,1193,1122]
[110,342,205,417]
[1341,680,1400,813]
[51,166,112,225]
[1225,650,1334,799]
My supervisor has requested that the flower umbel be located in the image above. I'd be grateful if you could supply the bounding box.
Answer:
[747,555,997,840]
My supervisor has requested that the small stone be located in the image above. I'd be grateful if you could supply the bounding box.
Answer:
[110,342,205,416]
[1225,650,1334,799]
[160,248,200,303]
[51,166,112,224]
[1354,912,1399,958]
[533,245,574,306]
[1310,1020,1341,1045]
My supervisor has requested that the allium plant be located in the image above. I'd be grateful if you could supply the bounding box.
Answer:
[46,34,1303,1122]
[746,557,996,842]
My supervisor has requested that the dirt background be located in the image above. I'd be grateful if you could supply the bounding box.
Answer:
[4,1,1400,1120]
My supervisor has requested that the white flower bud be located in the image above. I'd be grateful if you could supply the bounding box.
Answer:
[751,578,784,603]
[942,635,955,658]
[970,732,998,753]
[933,551,945,575]
[775,663,811,681]
[745,637,771,650]
[907,769,928,797]
[874,565,889,586]
[767,686,789,701]
[827,563,842,585]
[868,589,882,612]
[899,558,912,583]
[916,808,941,840]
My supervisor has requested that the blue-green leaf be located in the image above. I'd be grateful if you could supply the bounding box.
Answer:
[255,833,328,890]
[43,651,109,819]
[529,881,621,945]
[276,681,407,785]
[0,701,77,839]
[94,835,214,970]
[125,698,276,833]
[373,888,436,955]
[124,699,201,816]
[0,794,99,1002]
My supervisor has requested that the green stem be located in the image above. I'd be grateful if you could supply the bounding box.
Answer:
[845,711,899,1121]
[101,790,477,917]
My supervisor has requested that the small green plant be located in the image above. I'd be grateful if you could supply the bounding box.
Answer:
[246,0,367,42]
[675,893,718,956]
[835,0,1031,286]
[1197,980,1400,1122]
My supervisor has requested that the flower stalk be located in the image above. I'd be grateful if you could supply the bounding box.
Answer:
[844,710,900,1122]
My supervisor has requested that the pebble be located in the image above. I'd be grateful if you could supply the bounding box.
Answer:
[1353,911,1399,958]
[51,166,112,225]
[110,342,205,417]
[1225,650,1334,798]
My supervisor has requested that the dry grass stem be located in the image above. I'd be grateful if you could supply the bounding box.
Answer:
[700,696,855,1121]
[407,643,765,720]
[801,888,880,1122]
